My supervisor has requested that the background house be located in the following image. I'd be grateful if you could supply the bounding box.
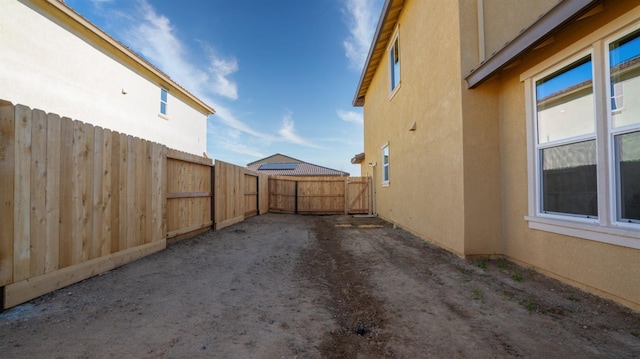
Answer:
[353,0,639,310]
[0,0,214,155]
[248,154,349,176]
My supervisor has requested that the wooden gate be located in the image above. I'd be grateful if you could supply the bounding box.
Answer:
[268,176,370,214]
[244,173,259,218]
[346,177,371,214]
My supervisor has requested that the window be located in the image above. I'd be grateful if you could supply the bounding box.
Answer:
[524,24,640,247]
[389,32,400,93]
[160,88,168,116]
[382,144,390,186]
[535,55,597,218]
[609,28,640,223]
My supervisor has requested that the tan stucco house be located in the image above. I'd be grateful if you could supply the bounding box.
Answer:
[353,0,640,310]
[1,0,215,155]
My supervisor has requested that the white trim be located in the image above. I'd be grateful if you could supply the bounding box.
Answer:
[526,216,640,249]
[388,25,401,99]
[520,8,640,81]
[532,49,597,219]
[381,142,390,186]
[604,24,640,226]
[523,20,640,249]
[160,87,169,116]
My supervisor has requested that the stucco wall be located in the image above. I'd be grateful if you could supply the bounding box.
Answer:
[481,0,559,60]
[0,0,207,155]
[496,1,640,309]
[361,0,466,255]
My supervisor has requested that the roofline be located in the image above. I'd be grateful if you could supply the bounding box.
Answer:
[39,0,215,115]
[246,153,297,166]
[465,0,601,89]
[247,153,349,176]
[352,0,404,107]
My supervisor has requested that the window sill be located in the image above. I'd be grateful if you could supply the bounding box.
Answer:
[158,113,170,121]
[525,215,640,249]
[389,82,401,101]
[382,182,390,188]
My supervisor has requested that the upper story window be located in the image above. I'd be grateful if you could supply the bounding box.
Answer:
[160,88,168,116]
[382,143,390,186]
[523,23,640,248]
[389,32,400,94]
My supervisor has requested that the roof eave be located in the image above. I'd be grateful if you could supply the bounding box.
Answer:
[465,0,602,89]
[352,0,404,107]
[41,0,215,115]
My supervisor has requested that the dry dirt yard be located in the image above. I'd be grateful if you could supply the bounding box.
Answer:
[1,213,639,358]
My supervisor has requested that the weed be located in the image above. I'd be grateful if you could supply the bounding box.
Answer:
[472,288,484,300]
[477,260,487,269]
[568,295,581,302]
[520,298,537,313]
[631,332,639,338]
[512,271,523,282]
[496,259,509,269]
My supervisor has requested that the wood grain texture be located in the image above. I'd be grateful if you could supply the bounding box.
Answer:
[0,103,15,285]
[14,105,32,282]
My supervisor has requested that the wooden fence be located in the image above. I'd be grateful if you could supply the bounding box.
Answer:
[0,102,166,309]
[166,150,213,243]
[269,176,371,214]
[0,101,267,310]
[214,160,268,230]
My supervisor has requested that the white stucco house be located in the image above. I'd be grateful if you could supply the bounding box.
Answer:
[0,0,214,155]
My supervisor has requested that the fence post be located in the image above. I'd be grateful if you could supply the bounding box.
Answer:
[294,181,298,215]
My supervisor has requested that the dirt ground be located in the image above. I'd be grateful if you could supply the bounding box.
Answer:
[1,214,639,358]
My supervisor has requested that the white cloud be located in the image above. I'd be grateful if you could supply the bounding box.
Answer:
[337,109,363,124]
[278,111,323,149]
[208,55,238,100]
[118,0,238,101]
[342,0,381,71]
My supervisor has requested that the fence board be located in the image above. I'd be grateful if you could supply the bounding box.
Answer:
[92,127,104,260]
[110,131,121,254]
[58,117,74,268]
[14,104,31,282]
[0,102,15,285]
[45,113,61,273]
[100,128,113,256]
[258,173,269,214]
[30,110,47,277]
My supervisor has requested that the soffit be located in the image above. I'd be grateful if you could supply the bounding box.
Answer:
[465,0,601,88]
[353,0,405,107]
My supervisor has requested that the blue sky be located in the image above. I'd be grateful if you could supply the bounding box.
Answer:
[64,0,385,175]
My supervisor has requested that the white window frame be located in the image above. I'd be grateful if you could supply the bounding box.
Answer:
[388,26,401,99]
[381,142,390,187]
[521,20,640,250]
[159,87,169,118]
